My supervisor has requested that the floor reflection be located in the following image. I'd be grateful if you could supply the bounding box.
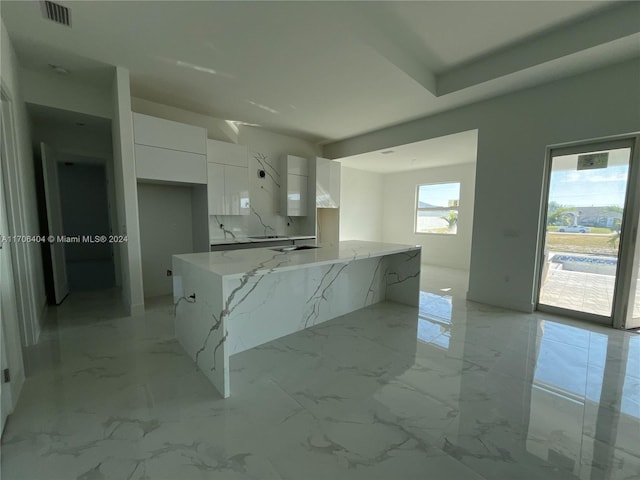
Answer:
[418,291,452,349]
[527,325,639,479]
[412,287,639,480]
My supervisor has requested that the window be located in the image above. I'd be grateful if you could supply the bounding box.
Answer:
[415,182,460,234]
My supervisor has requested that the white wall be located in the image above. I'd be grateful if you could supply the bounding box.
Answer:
[20,68,112,119]
[382,163,476,270]
[325,59,640,312]
[339,167,383,242]
[137,183,195,298]
[111,67,144,316]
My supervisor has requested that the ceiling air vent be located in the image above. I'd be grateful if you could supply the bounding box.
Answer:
[41,1,71,27]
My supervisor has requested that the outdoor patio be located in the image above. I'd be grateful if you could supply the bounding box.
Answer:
[540,262,640,316]
[540,268,615,317]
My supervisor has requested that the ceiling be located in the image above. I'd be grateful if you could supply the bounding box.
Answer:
[337,130,478,174]
[27,103,111,133]
[27,103,113,161]
[2,1,638,144]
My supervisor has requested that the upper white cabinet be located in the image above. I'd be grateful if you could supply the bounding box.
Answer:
[207,139,250,216]
[287,155,308,176]
[133,113,207,184]
[224,165,250,215]
[316,157,340,208]
[135,144,207,185]
[282,155,309,216]
[207,162,226,215]
[133,113,206,154]
[207,139,248,167]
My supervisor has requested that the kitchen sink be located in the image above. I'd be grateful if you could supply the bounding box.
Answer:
[270,245,320,252]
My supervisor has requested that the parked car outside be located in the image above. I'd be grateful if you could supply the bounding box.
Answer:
[558,225,591,233]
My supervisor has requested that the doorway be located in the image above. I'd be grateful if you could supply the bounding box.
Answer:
[57,158,115,291]
[29,105,117,302]
[538,136,640,329]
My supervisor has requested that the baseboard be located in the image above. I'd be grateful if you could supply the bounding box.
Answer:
[466,291,535,313]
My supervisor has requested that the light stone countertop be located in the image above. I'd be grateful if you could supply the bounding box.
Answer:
[175,240,421,279]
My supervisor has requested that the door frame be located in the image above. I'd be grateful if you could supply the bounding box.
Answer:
[535,133,640,328]
[613,134,640,329]
[0,85,38,345]
[40,143,69,304]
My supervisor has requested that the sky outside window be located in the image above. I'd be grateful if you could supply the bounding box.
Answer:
[418,182,460,207]
[549,149,630,207]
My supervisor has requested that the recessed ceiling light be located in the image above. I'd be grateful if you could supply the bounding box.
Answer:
[381,150,394,155]
[48,64,69,75]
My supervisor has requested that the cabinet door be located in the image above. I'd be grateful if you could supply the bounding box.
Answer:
[329,160,341,207]
[287,174,307,216]
[135,144,207,184]
[207,139,248,167]
[316,157,340,208]
[133,113,206,154]
[287,155,308,176]
[316,158,332,207]
[224,165,250,216]
[207,162,226,215]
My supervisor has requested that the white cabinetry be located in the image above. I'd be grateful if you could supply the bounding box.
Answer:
[133,113,206,154]
[135,145,207,185]
[316,157,340,208]
[282,155,309,216]
[133,113,207,184]
[207,139,250,216]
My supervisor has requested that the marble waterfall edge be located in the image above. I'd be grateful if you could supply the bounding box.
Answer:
[174,241,421,398]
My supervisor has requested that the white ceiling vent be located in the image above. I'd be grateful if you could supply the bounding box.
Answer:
[41,1,71,27]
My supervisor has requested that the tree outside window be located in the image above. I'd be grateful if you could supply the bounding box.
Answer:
[415,182,460,235]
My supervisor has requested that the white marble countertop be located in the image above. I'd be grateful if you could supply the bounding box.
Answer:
[209,235,316,246]
[175,240,420,279]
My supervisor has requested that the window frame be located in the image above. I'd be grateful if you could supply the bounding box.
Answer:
[414,182,461,236]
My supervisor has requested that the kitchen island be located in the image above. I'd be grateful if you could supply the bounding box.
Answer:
[173,240,421,397]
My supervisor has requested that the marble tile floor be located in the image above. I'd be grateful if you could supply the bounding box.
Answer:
[1,268,639,480]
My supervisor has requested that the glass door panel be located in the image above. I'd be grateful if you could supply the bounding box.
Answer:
[539,145,632,319]
[624,206,640,329]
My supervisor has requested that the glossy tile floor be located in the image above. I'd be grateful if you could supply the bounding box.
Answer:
[1,267,639,479]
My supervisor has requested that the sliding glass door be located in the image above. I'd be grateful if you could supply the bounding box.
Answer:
[538,138,638,326]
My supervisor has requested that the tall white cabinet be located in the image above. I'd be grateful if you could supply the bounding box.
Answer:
[132,113,209,298]
[207,139,250,216]
[282,155,309,216]
[133,113,207,184]
[315,157,341,246]
[316,157,340,208]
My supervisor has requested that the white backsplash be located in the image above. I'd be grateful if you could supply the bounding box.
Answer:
[209,151,314,240]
